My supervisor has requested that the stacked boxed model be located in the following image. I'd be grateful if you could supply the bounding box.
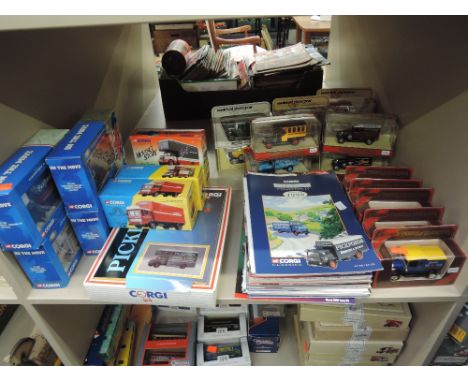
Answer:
[211,102,271,173]
[129,129,209,184]
[343,166,467,287]
[247,304,282,353]
[295,303,412,365]
[0,130,82,288]
[46,112,125,255]
[196,305,251,366]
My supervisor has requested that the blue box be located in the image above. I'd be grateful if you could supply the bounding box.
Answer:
[13,207,82,288]
[46,121,119,214]
[0,145,64,250]
[248,317,280,353]
[115,165,160,180]
[68,209,110,256]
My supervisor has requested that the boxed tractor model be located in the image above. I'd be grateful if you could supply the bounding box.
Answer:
[100,177,198,231]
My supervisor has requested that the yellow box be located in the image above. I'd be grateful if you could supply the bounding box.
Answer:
[129,179,198,230]
[149,165,205,211]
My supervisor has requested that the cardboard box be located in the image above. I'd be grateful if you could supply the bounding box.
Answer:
[310,321,410,342]
[99,178,198,230]
[299,303,412,329]
[431,335,468,366]
[129,129,209,184]
[0,145,64,250]
[248,317,280,353]
[13,207,82,288]
[197,313,248,344]
[68,209,110,256]
[84,187,231,308]
[46,120,120,213]
[196,337,251,366]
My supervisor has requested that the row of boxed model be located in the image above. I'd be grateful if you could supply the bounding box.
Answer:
[344,166,467,288]
[210,88,397,176]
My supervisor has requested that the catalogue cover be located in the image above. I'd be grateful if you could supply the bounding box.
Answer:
[244,173,382,276]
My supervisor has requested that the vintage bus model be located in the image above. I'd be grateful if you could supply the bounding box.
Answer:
[388,244,447,281]
[126,201,185,229]
[147,249,198,269]
[263,124,308,149]
[139,181,184,197]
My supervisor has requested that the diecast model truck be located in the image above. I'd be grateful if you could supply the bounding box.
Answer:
[161,166,194,178]
[271,221,309,236]
[158,150,179,165]
[388,244,447,281]
[258,158,300,173]
[139,181,183,197]
[126,201,185,229]
[228,148,245,164]
[263,124,308,149]
[305,235,367,269]
[221,120,251,142]
[331,157,372,171]
[147,249,198,269]
[336,124,381,145]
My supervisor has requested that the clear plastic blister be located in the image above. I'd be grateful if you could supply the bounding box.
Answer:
[246,151,320,174]
[320,152,389,174]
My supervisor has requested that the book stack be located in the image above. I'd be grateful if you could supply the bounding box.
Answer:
[294,303,412,365]
[243,172,382,302]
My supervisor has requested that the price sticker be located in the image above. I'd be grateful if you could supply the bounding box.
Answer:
[381,150,391,156]
[216,327,228,334]
[217,355,230,362]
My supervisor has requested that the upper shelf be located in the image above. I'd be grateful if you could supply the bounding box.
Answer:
[0,285,18,303]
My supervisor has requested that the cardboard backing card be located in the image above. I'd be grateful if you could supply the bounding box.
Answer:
[343,166,413,190]
[371,225,466,287]
[348,178,423,204]
[362,207,444,238]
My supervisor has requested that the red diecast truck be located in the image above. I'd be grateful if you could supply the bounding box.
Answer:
[139,181,184,197]
[126,201,185,229]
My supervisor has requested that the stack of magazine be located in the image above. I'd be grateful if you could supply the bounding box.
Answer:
[242,173,382,302]
[179,45,227,81]
[251,43,329,88]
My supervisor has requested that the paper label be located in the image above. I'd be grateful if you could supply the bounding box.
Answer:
[310,147,319,154]
[217,355,230,362]
[334,201,347,211]
[343,304,364,325]
[447,267,460,274]
[381,150,391,156]
[216,327,228,334]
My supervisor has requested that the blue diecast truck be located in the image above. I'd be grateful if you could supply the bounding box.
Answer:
[271,221,309,236]
[258,158,300,173]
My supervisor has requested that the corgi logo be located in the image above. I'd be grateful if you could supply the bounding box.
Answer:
[105,200,125,205]
[129,290,168,300]
[69,204,93,209]
[0,202,12,208]
[5,243,32,249]
[275,258,301,264]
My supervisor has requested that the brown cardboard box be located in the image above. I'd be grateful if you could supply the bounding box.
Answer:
[311,321,410,341]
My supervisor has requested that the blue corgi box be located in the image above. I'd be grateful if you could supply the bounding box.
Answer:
[13,206,82,288]
[46,121,119,214]
[0,145,64,250]
[68,209,110,256]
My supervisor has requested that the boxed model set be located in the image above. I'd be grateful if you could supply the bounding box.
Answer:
[196,337,251,366]
[12,206,82,288]
[211,102,271,172]
[129,129,209,183]
[99,177,198,230]
[250,114,321,161]
[371,225,466,287]
[272,95,329,124]
[68,209,110,255]
[84,187,231,308]
[197,313,248,344]
[323,113,398,157]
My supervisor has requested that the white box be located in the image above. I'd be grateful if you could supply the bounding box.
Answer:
[196,337,251,366]
[197,313,248,344]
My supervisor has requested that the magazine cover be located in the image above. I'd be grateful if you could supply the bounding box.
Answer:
[244,173,382,276]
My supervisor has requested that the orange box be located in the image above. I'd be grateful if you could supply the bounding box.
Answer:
[129,129,209,184]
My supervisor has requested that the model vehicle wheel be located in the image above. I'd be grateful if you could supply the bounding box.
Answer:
[328,261,338,269]
[238,154,245,161]
[390,274,400,281]
[354,251,364,259]
[265,142,273,149]
[180,265,186,269]
[151,261,161,268]
[176,224,183,230]
[333,165,341,171]
[427,272,438,279]
[149,221,157,229]
[169,160,175,165]
[291,139,299,145]
[366,138,374,145]
[293,231,299,236]
[287,166,293,172]
[135,224,142,228]
[337,137,345,144]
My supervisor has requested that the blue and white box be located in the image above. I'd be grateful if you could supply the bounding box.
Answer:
[68,209,110,256]
[0,145,64,250]
[115,165,161,180]
[46,121,119,214]
[13,207,82,288]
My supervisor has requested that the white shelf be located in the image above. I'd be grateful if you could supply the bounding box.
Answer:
[0,286,18,303]
[0,306,35,366]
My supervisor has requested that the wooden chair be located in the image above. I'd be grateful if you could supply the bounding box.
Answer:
[205,19,262,52]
